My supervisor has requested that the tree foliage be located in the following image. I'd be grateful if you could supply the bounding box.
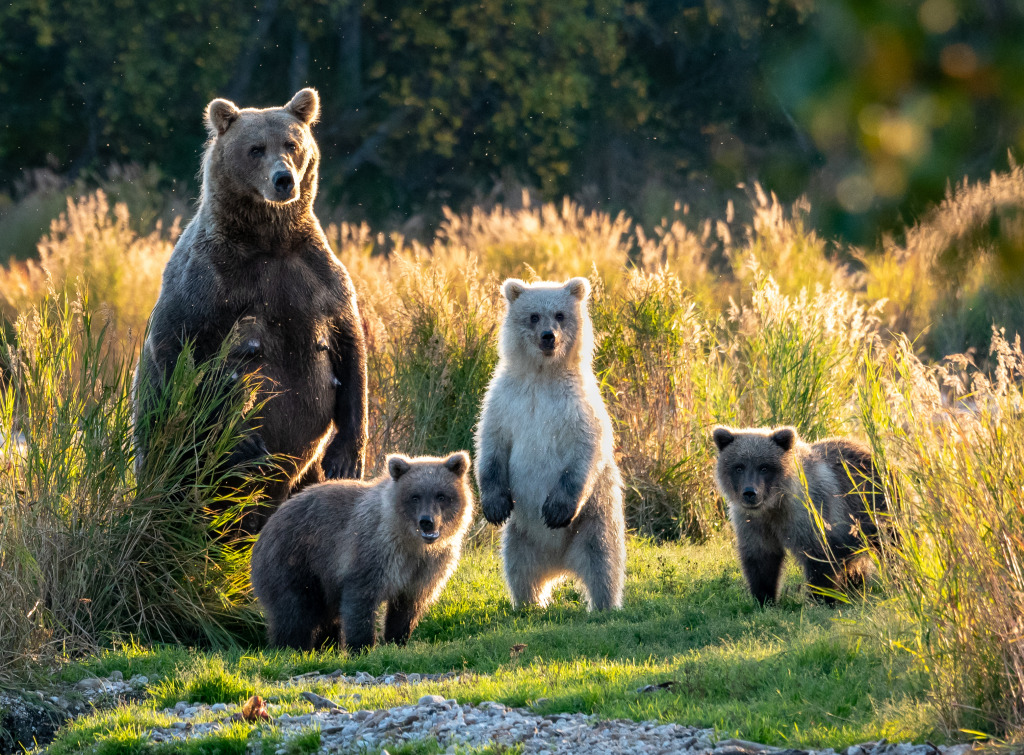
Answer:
[2,0,1023,241]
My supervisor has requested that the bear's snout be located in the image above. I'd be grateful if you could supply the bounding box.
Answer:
[418,515,440,542]
[539,330,557,354]
[741,487,759,507]
[272,169,296,198]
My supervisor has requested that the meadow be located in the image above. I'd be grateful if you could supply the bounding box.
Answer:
[2,165,1024,751]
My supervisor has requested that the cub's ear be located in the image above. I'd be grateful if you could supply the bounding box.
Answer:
[285,88,320,125]
[712,426,735,453]
[206,98,240,136]
[771,427,797,451]
[444,451,470,477]
[502,278,528,303]
[387,454,412,480]
[565,277,591,301]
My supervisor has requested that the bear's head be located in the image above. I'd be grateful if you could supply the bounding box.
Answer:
[201,88,321,210]
[712,426,799,513]
[499,277,593,371]
[386,451,474,546]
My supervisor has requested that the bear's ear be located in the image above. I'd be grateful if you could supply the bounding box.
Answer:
[771,427,797,451]
[564,277,591,301]
[444,451,470,477]
[387,454,412,480]
[502,278,528,303]
[285,88,320,125]
[712,426,734,453]
[206,98,240,137]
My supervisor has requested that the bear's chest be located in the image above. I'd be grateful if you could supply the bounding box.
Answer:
[504,379,589,508]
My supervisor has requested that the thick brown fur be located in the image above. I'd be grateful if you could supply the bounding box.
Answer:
[134,89,367,532]
[250,452,474,652]
[712,425,886,606]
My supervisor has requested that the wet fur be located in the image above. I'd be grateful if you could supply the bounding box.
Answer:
[475,278,626,611]
[713,426,885,605]
[250,452,474,651]
[134,89,367,532]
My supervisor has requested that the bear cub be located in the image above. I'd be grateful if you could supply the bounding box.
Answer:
[713,425,887,605]
[251,452,474,651]
[475,277,626,611]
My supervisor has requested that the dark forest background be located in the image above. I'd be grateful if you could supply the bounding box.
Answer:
[2,0,1023,246]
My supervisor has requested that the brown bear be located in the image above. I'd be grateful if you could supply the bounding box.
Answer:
[712,426,886,605]
[250,452,474,652]
[133,88,367,532]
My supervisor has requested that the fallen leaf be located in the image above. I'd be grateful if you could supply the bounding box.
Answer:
[241,694,270,722]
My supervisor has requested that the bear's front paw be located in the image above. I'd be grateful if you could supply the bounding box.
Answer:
[542,489,579,529]
[226,433,270,470]
[323,437,361,479]
[481,491,514,525]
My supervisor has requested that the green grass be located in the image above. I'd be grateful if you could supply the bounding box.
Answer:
[46,537,937,754]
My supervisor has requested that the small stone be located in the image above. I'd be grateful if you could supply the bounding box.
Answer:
[418,694,445,706]
[74,678,104,691]
[48,696,60,704]
[170,722,188,730]
[211,703,228,713]
[327,669,345,678]
[531,698,549,708]
[355,671,375,684]
[384,675,396,684]
[349,693,362,704]
[407,673,422,683]
[109,670,123,682]
[130,675,149,688]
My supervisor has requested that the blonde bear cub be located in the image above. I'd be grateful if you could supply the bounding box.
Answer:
[475,277,626,610]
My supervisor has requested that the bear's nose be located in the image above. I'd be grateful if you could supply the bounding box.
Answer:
[742,487,757,504]
[272,170,295,196]
[419,516,436,534]
[540,330,556,346]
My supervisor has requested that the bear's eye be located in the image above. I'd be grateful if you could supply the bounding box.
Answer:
[734,464,744,473]
[249,145,265,158]
[410,494,421,503]
[759,465,770,474]
[554,312,564,322]
[284,140,298,153]
[435,493,446,503]
[530,314,539,324]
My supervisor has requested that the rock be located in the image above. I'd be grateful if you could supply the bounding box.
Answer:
[300,691,341,710]
[355,671,375,684]
[74,678,104,691]
[108,671,123,682]
[418,694,446,706]
[716,738,780,752]
[407,673,422,683]
[211,703,228,713]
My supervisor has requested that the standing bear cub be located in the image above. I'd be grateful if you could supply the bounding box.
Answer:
[475,278,626,611]
[712,426,886,605]
[251,452,474,651]
[134,88,367,532]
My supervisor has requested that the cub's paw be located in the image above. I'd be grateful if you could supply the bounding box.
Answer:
[481,491,514,525]
[542,489,579,529]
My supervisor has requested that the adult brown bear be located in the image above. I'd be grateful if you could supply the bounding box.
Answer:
[134,88,367,532]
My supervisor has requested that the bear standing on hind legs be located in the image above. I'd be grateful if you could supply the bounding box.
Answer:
[133,88,367,532]
[712,425,886,606]
[475,277,626,611]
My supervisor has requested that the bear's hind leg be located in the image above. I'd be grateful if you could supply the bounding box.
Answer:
[565,512,625,611]
[266,591,330,650]
[503,524,563,609]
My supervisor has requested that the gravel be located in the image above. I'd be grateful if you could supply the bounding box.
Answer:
[1,668,980,755]
[142,686,978,755]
